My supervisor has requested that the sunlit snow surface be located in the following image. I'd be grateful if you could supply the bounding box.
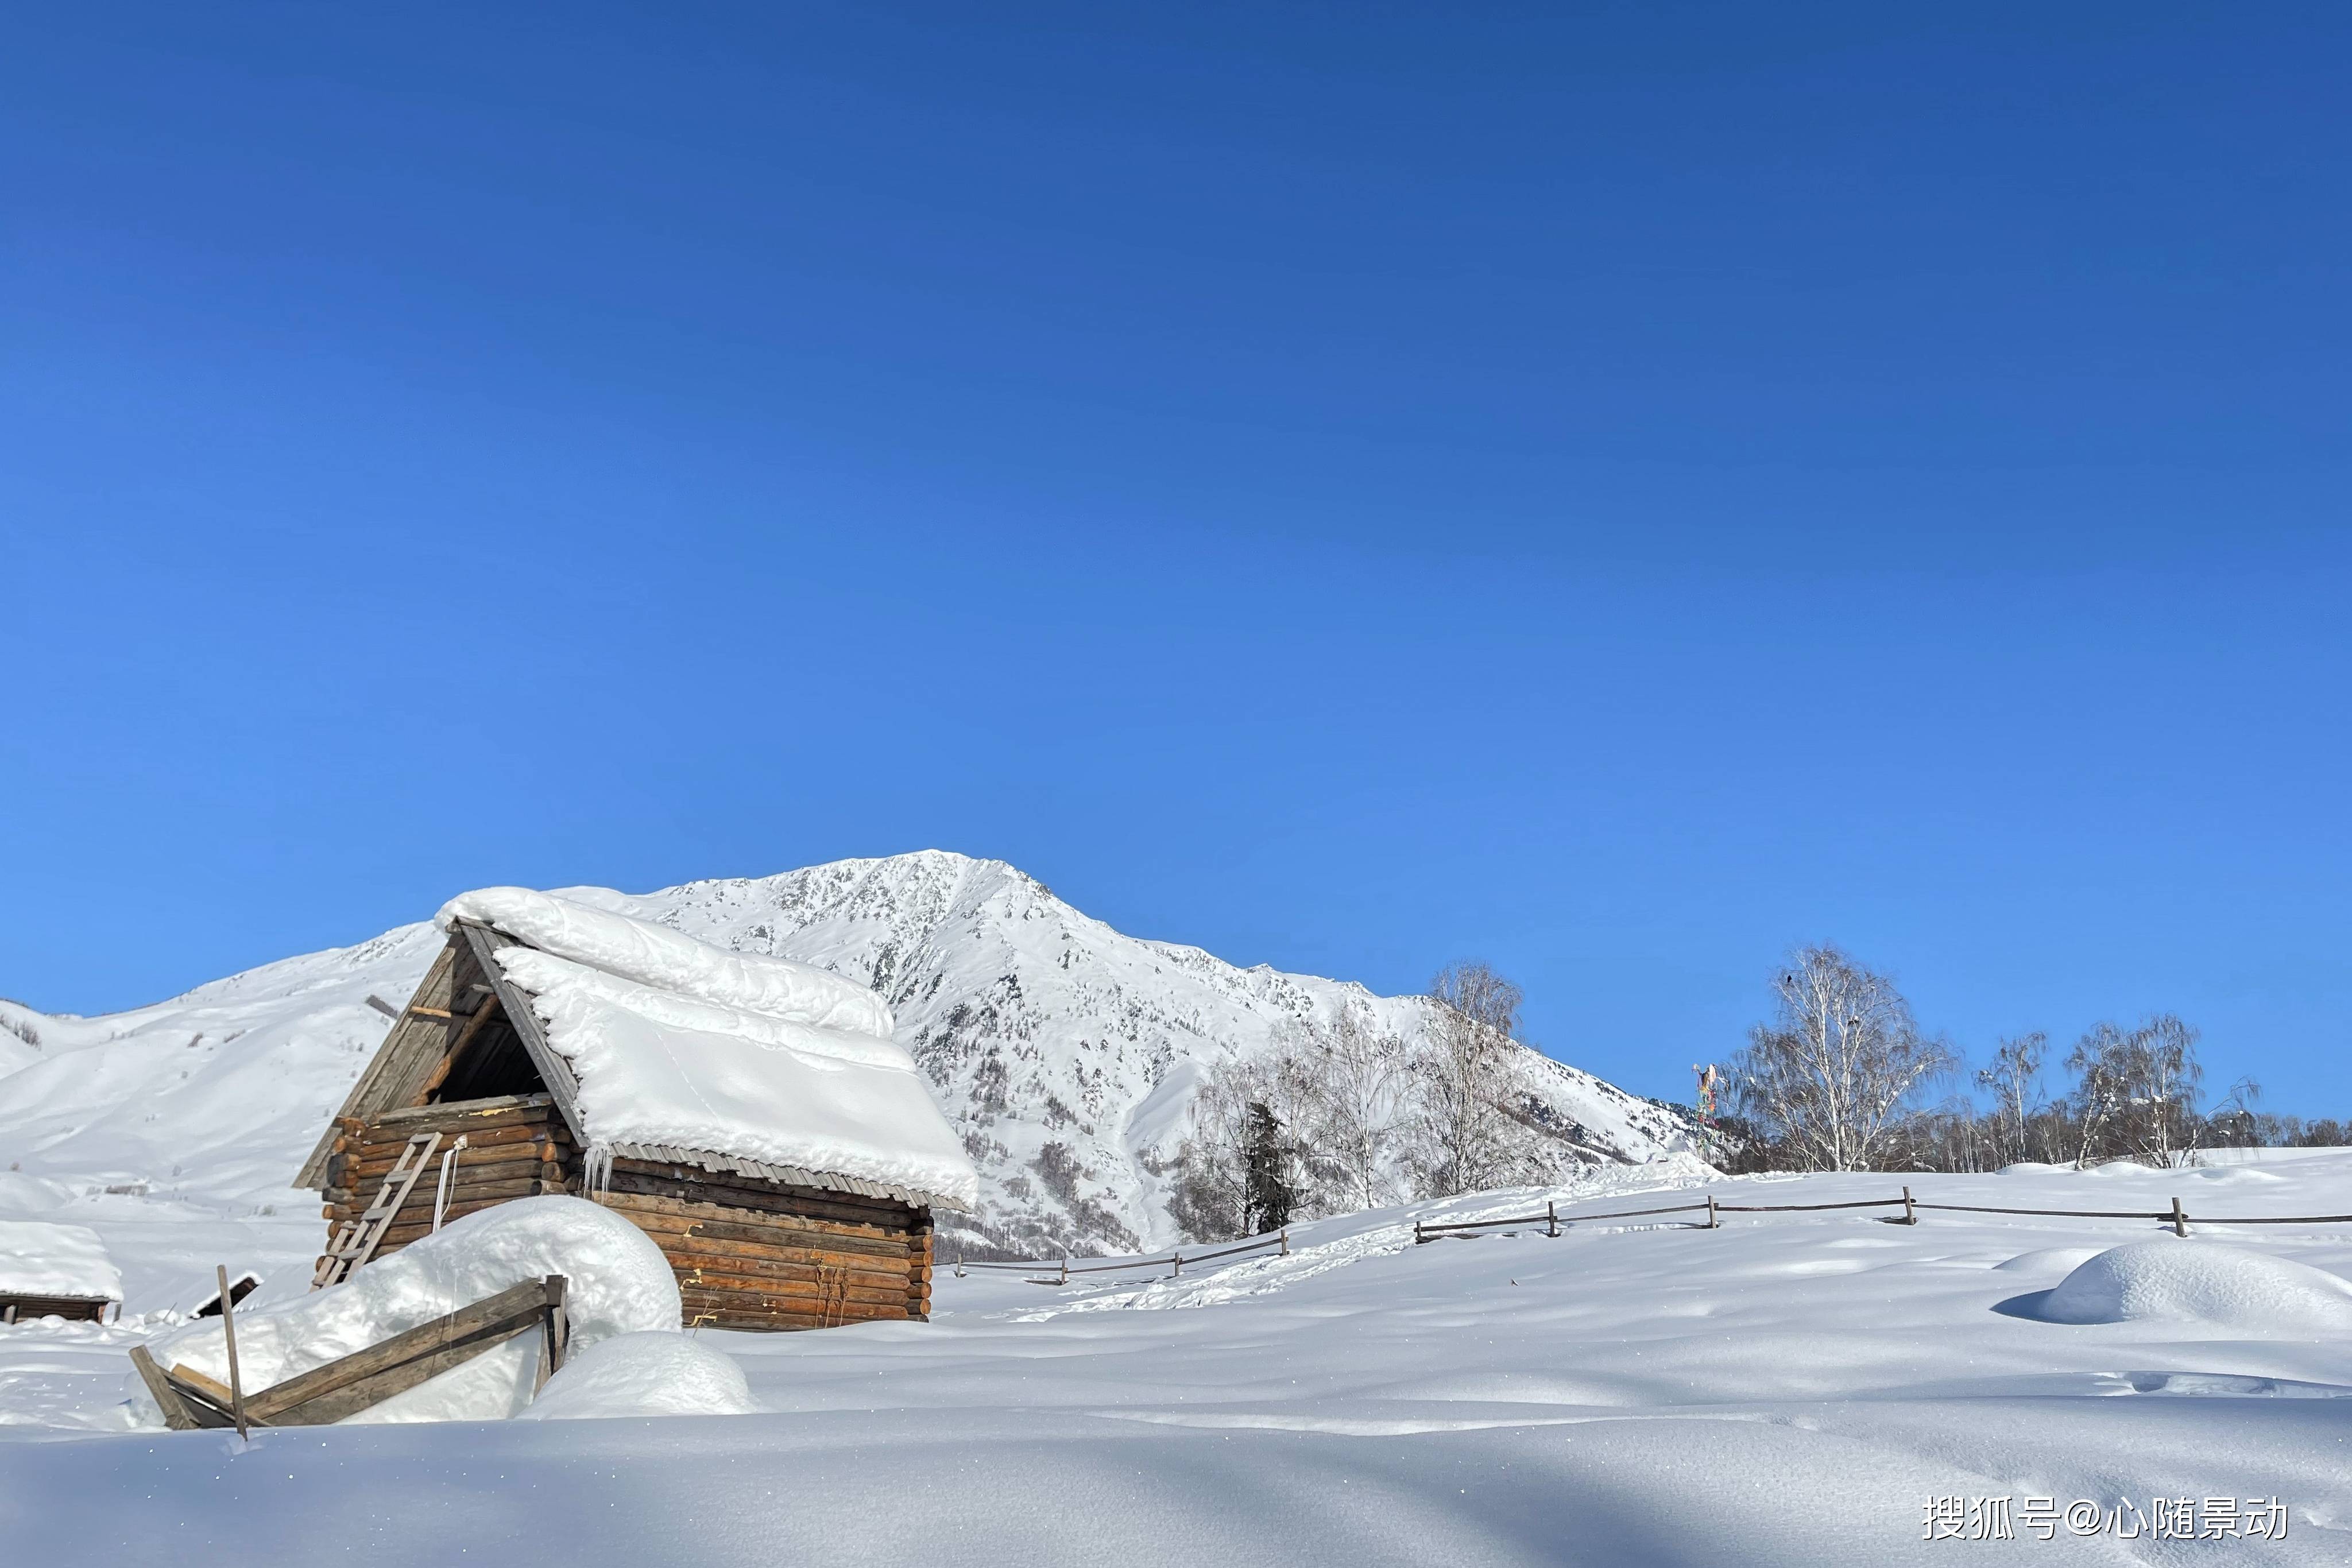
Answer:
[1,1152,2346,1564]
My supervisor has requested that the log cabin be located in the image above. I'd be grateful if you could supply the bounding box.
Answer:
[293,888,978,1331]
[0,1221,122,1325]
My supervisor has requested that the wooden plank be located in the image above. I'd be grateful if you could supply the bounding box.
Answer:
[655,1230,916,1279]
[339,1158,560,1194]
[129,1345,202,1431]
[355,1120,559,1153]
[244,1277,560,1422]
[592,1193,913,1258]
[599,1170,916,1233]
[606,1159,922,1226]
[456,923,588,1144]
[268,1312,548,1426]
[372,1093,558,1131]
[660,1246,916,1291]
[678,1294,907,1327]
[337,1149,561,1187]
[672,1269,914,1309]
[168,1362,238,1408]
[682,1308,837,1333]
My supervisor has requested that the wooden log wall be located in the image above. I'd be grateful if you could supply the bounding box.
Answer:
[594,1157,933,1330]
[320,1096,574,1261]
[320,1095,935,1330]
[1,1294,113,1324]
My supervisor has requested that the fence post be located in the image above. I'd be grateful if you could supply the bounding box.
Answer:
[2172,1197,2188,1238]
[1902,1186,1917,1226]
[1413,1219,1423,1246]
[216,1264,249,1443]
[1547,1201,1558,1238]
[1279,1228,1289,1257]
[1172,1251,1182,1277]
[1706,1195,1719,1230]
[1059,1255,1069,1285]
[954,1250,966,1279]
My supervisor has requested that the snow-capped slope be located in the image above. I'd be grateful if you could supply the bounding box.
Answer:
[0,851,1688,1252]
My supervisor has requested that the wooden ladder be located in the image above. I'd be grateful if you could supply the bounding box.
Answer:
[312,1132,442,1288]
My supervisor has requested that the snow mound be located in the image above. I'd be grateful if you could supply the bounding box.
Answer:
[1994,1246,2105,1273]
[0,1221,122,1301]
[2038,1239,2352,1330]
[519,1331,753,1420]
[135,1197,679,1424]
[439,886,895,1038]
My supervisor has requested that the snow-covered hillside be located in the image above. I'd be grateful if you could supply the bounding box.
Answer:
[0,851,1689,1255]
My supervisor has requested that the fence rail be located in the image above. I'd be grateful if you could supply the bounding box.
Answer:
[956,1228,1291,1284]
[1413,1187,2352,1245]
[951,1188,2352,1286]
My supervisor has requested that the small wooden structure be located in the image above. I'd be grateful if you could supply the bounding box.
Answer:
[133,1275,568,1429]
[0,1220,122,1325]
[1,1293,113,1325]
[294,916,960,1330]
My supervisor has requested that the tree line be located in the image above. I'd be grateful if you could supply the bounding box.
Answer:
[1170,961,1585,1242]
[1173,944,2338,1241]
[1713,943,2337,1175]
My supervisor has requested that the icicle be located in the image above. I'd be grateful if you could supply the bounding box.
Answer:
[582,1141,614,1196]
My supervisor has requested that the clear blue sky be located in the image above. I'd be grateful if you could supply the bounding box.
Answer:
[5,5,2347,1113]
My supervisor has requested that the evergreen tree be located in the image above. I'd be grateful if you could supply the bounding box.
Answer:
[1242,1099,1297,1234]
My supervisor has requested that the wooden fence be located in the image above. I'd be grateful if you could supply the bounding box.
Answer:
[955,1228,1291,1285]
[947,1186,2352,1289]
[1412,1188,2352,1245]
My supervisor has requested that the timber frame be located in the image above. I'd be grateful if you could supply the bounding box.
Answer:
[297,922,949,1331]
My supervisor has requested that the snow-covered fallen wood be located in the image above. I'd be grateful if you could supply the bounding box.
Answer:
[134,1197,679,1425]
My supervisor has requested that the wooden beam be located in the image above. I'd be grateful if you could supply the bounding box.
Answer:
[456,923,587,1147]
[372,1092,556,1130]
[244,1276,564,1424]
[409,992,506,1106]
[129,1346,202,1431]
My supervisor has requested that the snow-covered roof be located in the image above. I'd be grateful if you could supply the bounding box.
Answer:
[0,1220,123,1301]
[435,889,978,1212]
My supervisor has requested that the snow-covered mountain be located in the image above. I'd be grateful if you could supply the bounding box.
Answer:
[0,851,1691,1253]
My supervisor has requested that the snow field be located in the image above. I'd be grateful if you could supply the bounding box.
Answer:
[1,1155,2345,1564]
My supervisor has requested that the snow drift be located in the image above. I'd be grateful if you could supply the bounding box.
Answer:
[519,1331,755,1420]
[2037,1237,2352,1330]
[135,1197,679,1424]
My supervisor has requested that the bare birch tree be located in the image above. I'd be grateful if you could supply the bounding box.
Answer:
[1729,945,1953,1172]
[1975,1031,2049,1167]
[2064,1014,2249,1168]
[1409,960,1535,1197]
[1290,1006,1410,1212]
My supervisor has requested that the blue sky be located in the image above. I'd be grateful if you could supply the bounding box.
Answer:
[5,5,2348,1113]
